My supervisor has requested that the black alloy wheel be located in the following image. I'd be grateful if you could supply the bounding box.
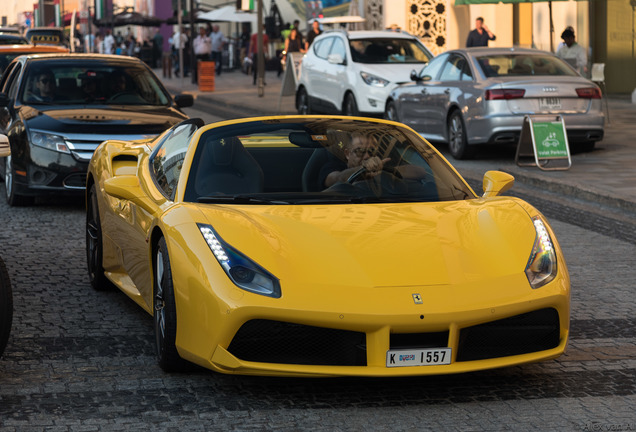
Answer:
[86,184,113,291]
[296,87,311,114]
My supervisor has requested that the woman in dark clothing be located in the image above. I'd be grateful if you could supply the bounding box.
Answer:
[284,28,305,55]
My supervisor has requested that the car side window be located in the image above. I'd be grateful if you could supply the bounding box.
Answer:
[418,53,448,81]
[3,63,22,100]
[329,37,346,60]
[150,122,199,200]
[314,37,334,60]
[439,54,472,82]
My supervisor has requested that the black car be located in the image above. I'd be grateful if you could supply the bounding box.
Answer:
[0,34,28,45]
[0,54,193,206]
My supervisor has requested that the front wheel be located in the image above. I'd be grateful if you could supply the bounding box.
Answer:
[86,184,113,291]
[0,257,12,358]
[343,93,359,116]
[384,100,399,122]
[447,111,474,160]
[154,237,187,372]
[5,156,34,207]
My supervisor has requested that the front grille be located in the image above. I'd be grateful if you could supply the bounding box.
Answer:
[227,320,367,366]
[456,308,560,362]
[68,139,103,162]
[63,173,87,188]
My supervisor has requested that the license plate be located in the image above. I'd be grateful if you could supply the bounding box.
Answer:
[386,348,451,367]
[539,97,561,111]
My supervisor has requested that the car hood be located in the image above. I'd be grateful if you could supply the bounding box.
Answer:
[21,105,186,135]
[198,198,536,289]
[357,63,425,84]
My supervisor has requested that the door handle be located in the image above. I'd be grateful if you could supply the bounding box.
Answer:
[444,88,451,94]
[421,89,427,95]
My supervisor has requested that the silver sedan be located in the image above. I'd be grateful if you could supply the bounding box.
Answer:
[384,47,605,159]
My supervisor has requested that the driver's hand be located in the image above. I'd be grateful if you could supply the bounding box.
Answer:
[361,157,391,178]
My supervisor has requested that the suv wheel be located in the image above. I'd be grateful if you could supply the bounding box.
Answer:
[343,93,359,116]
[296,87,311,114]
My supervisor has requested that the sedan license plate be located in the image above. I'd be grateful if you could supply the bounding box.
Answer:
[386,348,451,367]
[539,97,562,111]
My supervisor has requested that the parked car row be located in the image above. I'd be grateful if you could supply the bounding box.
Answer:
[296,30,605,159]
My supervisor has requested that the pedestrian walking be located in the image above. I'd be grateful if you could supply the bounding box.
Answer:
[210,25,227,76]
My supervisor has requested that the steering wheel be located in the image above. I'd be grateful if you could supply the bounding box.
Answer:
[347,165,403,184]
[107,91,140,103]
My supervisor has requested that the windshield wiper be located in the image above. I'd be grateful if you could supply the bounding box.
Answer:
[198,195,290,205]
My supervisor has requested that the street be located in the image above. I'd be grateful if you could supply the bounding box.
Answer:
[0,102,634,431]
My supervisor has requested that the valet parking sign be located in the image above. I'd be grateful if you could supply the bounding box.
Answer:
[533,121,569,158]
[515,115,572,170]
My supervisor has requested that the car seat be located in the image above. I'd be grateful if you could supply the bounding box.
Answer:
[195,136,264,196]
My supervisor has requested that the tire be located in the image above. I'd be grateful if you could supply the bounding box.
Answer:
[86,184,113,291]
[0,257,12,358]
[447,110,474,160]
[343,92,359,116]
[5,155,34,207]
[154,237,187,372]
[384,100,399,122]
[296,87,311,114]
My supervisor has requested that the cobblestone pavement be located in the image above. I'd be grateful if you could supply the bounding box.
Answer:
[0,178,634,430]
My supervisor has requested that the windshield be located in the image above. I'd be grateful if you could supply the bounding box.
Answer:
[477,54,578,78]
[349,38,431,64]
[20,60,171,106]
[183,118,474,205]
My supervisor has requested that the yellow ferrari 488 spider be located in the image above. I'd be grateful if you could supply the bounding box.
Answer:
[86,116,570,377]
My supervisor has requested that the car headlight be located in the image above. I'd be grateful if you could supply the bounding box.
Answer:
[525,216,557,289]
[360,72,390,87]
[30,130,70,154]
[198,224,281,298]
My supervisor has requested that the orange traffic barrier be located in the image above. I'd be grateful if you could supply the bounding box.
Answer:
[198,61,215,92]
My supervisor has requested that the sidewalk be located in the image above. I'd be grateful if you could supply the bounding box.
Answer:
[158,67,636,215]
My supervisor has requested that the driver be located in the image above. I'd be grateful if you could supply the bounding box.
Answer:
[109,71,127,94]
[319,133,390,188]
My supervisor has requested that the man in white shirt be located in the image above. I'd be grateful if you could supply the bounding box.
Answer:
[193,27,212,61]
[172,28,189,77]
[556,28,588,77]
[210,25,226,76]
[103,30,115,55]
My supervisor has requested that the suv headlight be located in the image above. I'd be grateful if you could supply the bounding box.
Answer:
[30,130,70,154]
[360,72,390,87]
[199,224,281,298]
[525,216,557,289]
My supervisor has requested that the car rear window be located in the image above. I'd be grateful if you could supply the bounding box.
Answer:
[477,54,578,78]
[349,38,431,64]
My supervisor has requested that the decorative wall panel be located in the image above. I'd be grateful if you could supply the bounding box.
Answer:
[365,0,384,30]
[407,0,447,55]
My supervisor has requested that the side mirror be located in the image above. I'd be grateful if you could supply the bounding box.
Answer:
[482,170,514,197]
[327,53,345,65]
[0,134,10,158]
[174,94,194,108]
[410,70,419,81]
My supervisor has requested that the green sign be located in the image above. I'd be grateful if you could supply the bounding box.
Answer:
[532,121,569,159]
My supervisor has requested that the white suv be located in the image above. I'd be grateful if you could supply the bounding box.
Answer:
[296,30,433,116]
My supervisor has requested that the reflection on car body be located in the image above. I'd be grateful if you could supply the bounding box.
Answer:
[0,53,193,206]
[86,115,570,377]
[385,47,605,159]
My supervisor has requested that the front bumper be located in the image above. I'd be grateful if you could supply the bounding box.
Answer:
[175,269,570,377]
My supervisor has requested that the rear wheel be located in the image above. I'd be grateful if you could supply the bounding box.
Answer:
[5,155,34,207]
[0,257,12,358]
[343,93,359,116]
[448,110,474,160]
[154,237,187,372]
[296,87,311,114]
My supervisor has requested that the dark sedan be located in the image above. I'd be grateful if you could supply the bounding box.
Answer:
[0,54,193,206]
